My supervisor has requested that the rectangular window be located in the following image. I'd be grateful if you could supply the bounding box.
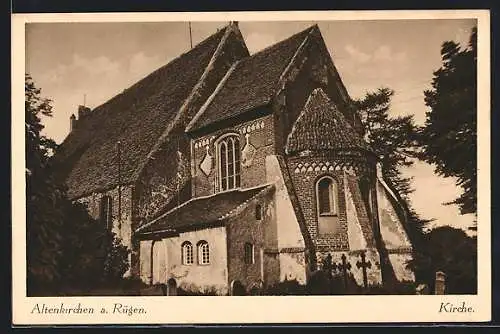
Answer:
[244,243,254,264]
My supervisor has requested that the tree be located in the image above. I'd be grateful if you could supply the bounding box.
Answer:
[26,74,66,294]
[418,27,477,215]
[409,226,477,294]
[354,88,433,285]
[354,88,419,201]
[26,74,130,295]
[354,88,428,239]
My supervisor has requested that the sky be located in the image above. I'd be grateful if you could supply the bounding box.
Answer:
[25,19,477,233]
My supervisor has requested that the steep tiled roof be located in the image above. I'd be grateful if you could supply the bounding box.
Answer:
[53,26,230,199]
[186,25,316,132]
[136,185,273,235]
[286,88,371,155]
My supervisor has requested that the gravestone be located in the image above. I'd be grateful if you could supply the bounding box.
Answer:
[322,253,333,293]
[356,251,372,288]
[307,270,331,295]
[337,253,352,291]
[435,271,446,295]
[167,278,177,296]
[231,280,246,296]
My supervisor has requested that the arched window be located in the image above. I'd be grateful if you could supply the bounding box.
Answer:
[181,241,193,265]
[217,135,241,192]
[255,204,262,220]
[197,241,210,265]
[99,195,113,230]
[316,177,338,216]
[244,242,254,264]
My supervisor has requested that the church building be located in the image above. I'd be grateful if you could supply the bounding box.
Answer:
[55,22,414,295]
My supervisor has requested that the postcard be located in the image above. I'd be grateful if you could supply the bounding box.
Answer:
[12,9,491,325]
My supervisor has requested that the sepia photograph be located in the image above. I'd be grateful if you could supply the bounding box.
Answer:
[13,10,490,324]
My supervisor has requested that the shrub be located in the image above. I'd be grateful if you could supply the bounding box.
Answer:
[264,279,308,295]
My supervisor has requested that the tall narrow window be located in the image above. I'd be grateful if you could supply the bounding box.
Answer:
[100,195,113,230]
[255,204,262,220]
[197,241,210,265]
[316,176,340,234]
[317,177,337,216]
[217,135,241,192]
[181,241,193,265]
[244,243,254,264]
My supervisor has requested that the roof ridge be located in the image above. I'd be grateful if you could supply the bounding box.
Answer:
[63,25,229,129]
[247,24,316,58]
[185,60,241,133]
[186,25,317,133]
[217,184,275,221]
[133,24,242,181]
[135,184,271,233]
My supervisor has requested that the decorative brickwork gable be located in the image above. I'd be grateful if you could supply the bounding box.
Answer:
[286,88,371,155]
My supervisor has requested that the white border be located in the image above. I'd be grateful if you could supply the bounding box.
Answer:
[12,10,491,325]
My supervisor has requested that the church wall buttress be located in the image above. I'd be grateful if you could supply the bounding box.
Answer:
[285,155,385,286]
[376,179,415,282]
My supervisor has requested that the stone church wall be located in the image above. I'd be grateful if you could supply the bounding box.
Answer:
[76,185,134,249]
[226,190,274,292]
[286,157,350,252]
[76,185,134,275]
[139,226,229,295]
[191,114,275,197]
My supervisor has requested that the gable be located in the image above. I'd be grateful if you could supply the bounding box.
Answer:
[54,25,241,199]
[285,88,370,155]
[186,25,316,134]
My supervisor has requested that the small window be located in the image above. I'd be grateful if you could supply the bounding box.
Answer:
[317,177,338,216]
[181,241,193,265]
[244,243,254,264]
[255,205,262,220]
[198,241,210,265]
[99,195,113,230]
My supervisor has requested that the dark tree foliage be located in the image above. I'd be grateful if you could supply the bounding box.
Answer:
[354,88,427,237]
[418,27,477,216]
[354,87,420,201]
[26,74,129,296]
[26,74,65,294]
[409,226,477,294]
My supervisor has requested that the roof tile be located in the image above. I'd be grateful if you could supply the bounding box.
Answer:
[286,88,370,154]
[187,25,315,132]
[136,185,273,234]
[54,27,229,198]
